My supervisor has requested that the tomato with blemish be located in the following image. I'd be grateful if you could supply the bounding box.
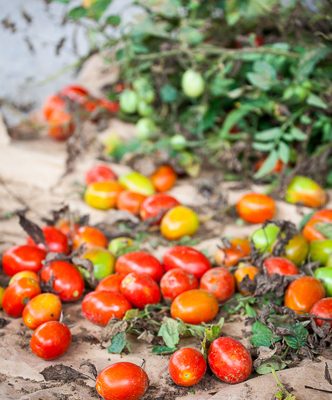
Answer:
[116,190,146,215]
[310,298,332,328]
[85,164,117,185]
[160,268,198,302]
[85,181,124,210]
[263,257,299,276]
[2,245,46,276]
[236,193,276,224]
[169,348,206,387]
[285,176,326,208]
[23,293,62,330]
[73,226,108,249]
[234,265,259,295]
[96,273,125,293]
[160,206,199,240]
[28,226,69,254]
[302,209,332,242]
[140,193,179,223]
[200,267,235,302]
[9,271,40,285]
[151,165,177,192]
[214,238,251,267]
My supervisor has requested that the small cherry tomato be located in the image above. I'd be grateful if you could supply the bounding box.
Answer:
[251,223,280,253]
[160,268,198,302]
[214,238,251,267]
[85,164,117,185]
[234,265,259,295]
[73,226,108,249]
[43,94,65,120]
[2,245,46,276]
[120,272,161,309]
[161,206,199,240]
[263,257,299,276]
[9,271,39,285]
[169,348,206,387]
[236,193,276,224]
[208,337,252,384]
[96,362,149,400]
[30,321,71,360]
[81,248,115,281]
[151,165,177,192]
[140,193,179,224]
[200,267,235,302]
[85,181,124,210]
[314,267,332,296]
[96,273,125,293]
[285,176,326,208]
[108,237,134,256]
[284,234,309,266]
[310,240,332,265]
[82,290,132,326]
[171,289,219,324]
[302,209,332,241]
[59,84,89,103]
[310,298,332,328]
[48,109,75,141]
[136,118,157,140]
[27,226,69,254]
[116,190,146,215]
[285,276,325,313]
[23,293,62,330]
[182,70,205,98]
[163,246,211,279]
[119,90,138,114]
[40,261,84,302]
[119,172,155,196]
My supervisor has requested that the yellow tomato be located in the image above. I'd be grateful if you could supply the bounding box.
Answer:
[84,181,124,210]
[160,206,199,240]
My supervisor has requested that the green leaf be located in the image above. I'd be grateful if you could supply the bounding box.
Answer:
[256,358,287,375]
[178,26,204,46]
[89,0,113,20]
[298,47,331,80]
[158,318,180,348]
[290,127,307,141]
[247,61,277,91]
[252,141,275,152]
[251,321,281,347]
[219,105,256,139]
[278,141,290,164]
[254,150,278,179]
[315,223,332,239]
[160,84,178,103]
[284,323,308,350]
[255,128,282,141]
[106,15,121,26]
[152,345,177,355]
[307,94,328,109]
[107,332,128,354]
[68,6,87,20]
[298,211,315,230]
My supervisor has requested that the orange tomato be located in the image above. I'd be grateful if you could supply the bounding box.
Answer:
[85,181,124,210]
[214,238,251,267]
[43,95,65,121]
[151,165,177,192]
[200,267,235,302]
[23,293,62,330]
[116,190,146,215]
[73,226,108,249]
[302,209,332,242]
[160,206,199,240]
[285,176,326,208]
[9,271,40,285]
[234,265,259,295]
[236,193,276,224]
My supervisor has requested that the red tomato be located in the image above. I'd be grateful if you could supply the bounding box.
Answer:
[120,272,161,309]
[9,271,40,285]
[59,84,89,103]
[160,268,198,302]
[48,109,75,141]
[27,226,69,254]
[140,193,179,223]
[310,298,332,328]
[263,257,299,276]
[2,245,46,276]
[23,293,62,330]
[96,362,149,400]
[163,246,211,279]
[208,337,252,384]
[96,273,125,293]
[2,277,41,318]
[115,251,164,282]
[30,321,71,360]
[43,94,65,121]
[169,348,206,387]
[99,99,120,113]
[73,226,108,249]
[40,261,84,302]
[151,165,177,192]
[82,290,132,326]
[85,164,118,185]
[302,209,332,242]
[236,193,276,224]
[200,267,235,302]
[116,191,146,215]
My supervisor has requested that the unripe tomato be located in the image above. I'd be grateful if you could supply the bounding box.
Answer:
[96,362,149,400]
[2,277,41,318]
[310,240,332,265]
[81,248,115,281]
[116,190,146,215]
[2,245,46,276]
[285,176,326,208]
[73,226,107,249]
[84,181,124,210]
[140,193,180,224]
[9,271,40,285]
[160,268,198,302]
[23,293,62,330]
[115,251,164,282]
[182,70,205,98]
[236,193,276,224]
[119,90,138,114]
[151,165,177,193]
[169,348,206,387]
[120,272,161,309]
[200,267,235,302]
[310,298,332,328]
[133,77,155,104]
[136,118,157,140]
[284,276,325,313]
[85,164,117,185]
[234,265,259,295]
[40,261,84,302]
[314,267,332,296]
[137,100,153,117]
[263,257,299,276]
[171,289,219,324]
[302,209,332,241]
[96,273,125,293]
[284,234,309,266]
[48,109,75,141]
[208,337,252,384]
[108,237,133,256]
[82,290,132,326]
[43,94,65,120]
[30,321,71,360]
[27,226,69,254]
[251,223,280,253]
[163,246,211,279]
[119,172,155,196]
[161,206,199,240]
[214,238,251,267]
[170,134,187,150]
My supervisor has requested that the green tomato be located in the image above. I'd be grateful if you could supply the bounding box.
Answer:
[81,248,115,281]
[170,134,187,150]
[136,118,157,140]
[314,267,332,296]
[182,69,205,98]
[310,240,332,265]
[133,78,155,104]
[284,234,309,266]
[120,90,138,114]
[138,101,153,117]
[251,223,280,253]
[285,175,326,208]
[108,237,134,257]
[119,171,155,196]
[142,89,155,104]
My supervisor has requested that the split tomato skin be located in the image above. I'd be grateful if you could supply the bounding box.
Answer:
[169,348,206,387]
[160,268,198,302]
[96,273,125,293]
[96,362,149,400]
[28,226,69,254]
[208,337,252,384]
[236,193,276,224]
[214,238,251,268]
[263,257,299,276]
[140,193,179,223]
[23,293,62,330]
[2,245,46,276]
[161,206,199,240]
[151,165,177,192]
[30,321,71,360]
[116,190,146,215]
[85,181,124,210]
[286,176,326,208]
[73,226,108,249]
[310,298,332,328]
[200,267,235,302]
[302,209,332,241]
[85,164,117,185]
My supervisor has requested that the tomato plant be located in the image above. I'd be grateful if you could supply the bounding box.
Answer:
[23,293,62,330]
[263,257,299,276]
[160,268,198,302]
[84,181,124,210]
[169,348,206,387]
[200,267,235,302]
[140,193,179,223]
[151,165,177,192]
[116,190,146,215]
[161,206,199,240]
[236,193,276,224]
[85,164,117,185]
[2,245,46,276]
[310,298,332,328]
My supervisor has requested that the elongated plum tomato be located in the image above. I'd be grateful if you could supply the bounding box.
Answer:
[73,226,107,249]
[161,206,199,240]
[115,251,164,282]
[96,362,149,400]
[96,273,125,293]
[236,193,276,224]
[81,248,115,281]
[151,165,177,192]
[284,276,325,313]
[160,268,198,302]
[314,267,332,296]
[163,246,211,279]
[208,337,252,384]
[2,245,46,276]
[310,240,332,265]
[40,261,84,302]
[30,321,71,360]
[284,234,309,266]
[200,267,235,302]
[234,265,259,295]
[84,181,124,210]
[310,298,332,328]
[120,272,161,309]
[171,289,218,324]
[285,176,326,208]
[85,164,117,185]
[27,226,69,254]
[23,293,62,330]
[302,209,332,241]
[9,271,39,285]
[82,291,131,326]
[140,193,179,223]
[214,238,251,267]
[169,348,206,387]
[2,277,41,318]
[119,172,155,196]
[116,190,146,215]
[263,257,299,276]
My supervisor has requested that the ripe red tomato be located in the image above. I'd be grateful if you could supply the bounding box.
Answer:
[82,290,132,326]
[43,94,66,121]
[151,165,177,192]
[263,257,299,276]
[200,267,235,302]
[171,289,219,324]
[302,209,332,242]
[73,226,108,249]
[59,84,89,103]
[85,164,118,185]
[160,268,198,302]
[96,362,149,400]
[2,277,41,318]
[96,273,125,293]
[30,321,71,360]
[208,337,252,384]
[163,246,211,279]
[48,109,75,141]
[310,298,332,328]
[116,190,146,215]
[99,98,120,113]
[40,261,84,302]
[214,238,251,268]
[23,293,62,329]
[27,226,69,254]
[120,272,161,309]
[2,245,46,276]
[236,193,276,224]
[115,251,164,282]
[169,348,206,387]
[140,193,179,223]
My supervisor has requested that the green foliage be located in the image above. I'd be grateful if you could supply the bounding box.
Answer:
[316,223,332,239]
